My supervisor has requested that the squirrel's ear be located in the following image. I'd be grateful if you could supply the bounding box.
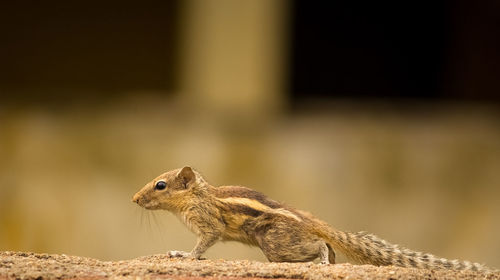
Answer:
[178,166,195,186]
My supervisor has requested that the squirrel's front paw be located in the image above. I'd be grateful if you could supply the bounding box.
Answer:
[167,250,192,258]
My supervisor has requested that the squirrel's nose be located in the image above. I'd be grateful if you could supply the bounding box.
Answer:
[132,194,140,203]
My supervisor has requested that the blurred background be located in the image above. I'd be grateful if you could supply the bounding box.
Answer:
[1,0,499,268]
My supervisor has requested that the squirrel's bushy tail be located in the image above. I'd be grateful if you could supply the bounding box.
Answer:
[319,229,494,273]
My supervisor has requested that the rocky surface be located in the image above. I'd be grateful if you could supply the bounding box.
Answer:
[0,251,498,280]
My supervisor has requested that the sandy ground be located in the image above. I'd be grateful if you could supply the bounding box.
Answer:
[0,251,498,280]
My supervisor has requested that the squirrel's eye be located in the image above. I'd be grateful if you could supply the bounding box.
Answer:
[155,181,166,190]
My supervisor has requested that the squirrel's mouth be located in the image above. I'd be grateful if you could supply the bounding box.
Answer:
[142,201,160,210]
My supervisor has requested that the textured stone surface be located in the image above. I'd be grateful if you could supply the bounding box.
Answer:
[0,251,498,280]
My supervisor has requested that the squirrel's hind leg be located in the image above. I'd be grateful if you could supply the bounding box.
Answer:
[255,217,334,264]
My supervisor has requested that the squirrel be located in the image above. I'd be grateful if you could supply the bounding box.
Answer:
[132,166,495,273]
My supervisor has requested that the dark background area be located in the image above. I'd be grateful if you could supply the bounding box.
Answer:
[290,1,500,105]
[0,1,178,103]
[1,1,499,106]
[290,1,448,100]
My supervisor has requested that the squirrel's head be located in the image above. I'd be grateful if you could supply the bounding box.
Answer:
[132,166,208,211]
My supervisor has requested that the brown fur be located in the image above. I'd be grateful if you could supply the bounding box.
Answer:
[132,166,496,272]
